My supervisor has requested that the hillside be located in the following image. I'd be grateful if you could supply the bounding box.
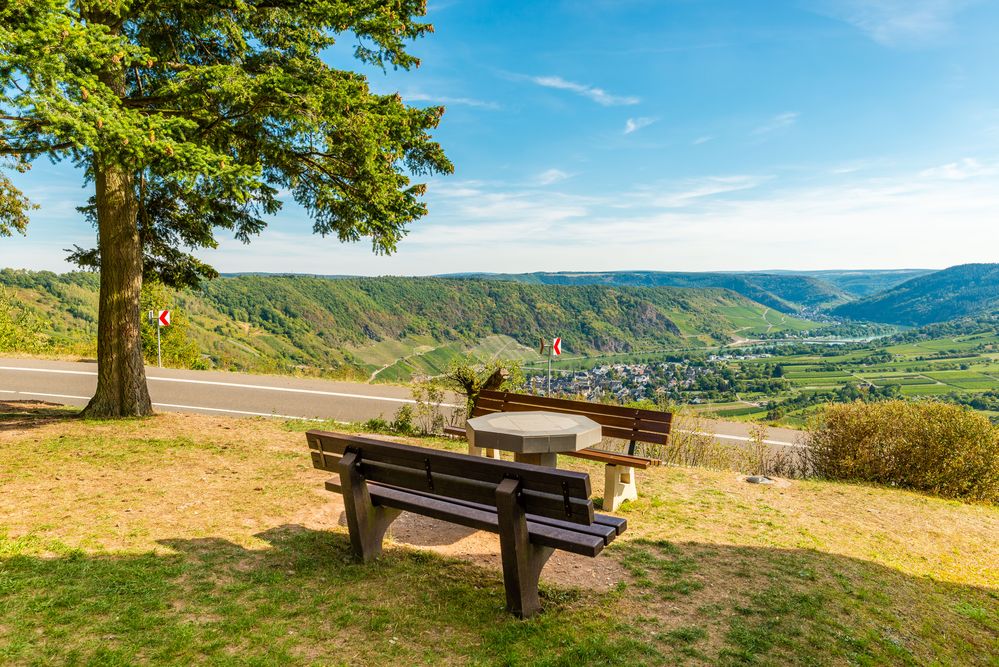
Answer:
[832,264,999,326]
[1,270,817,380]
[791,269,933,297]
[448,271,851,312]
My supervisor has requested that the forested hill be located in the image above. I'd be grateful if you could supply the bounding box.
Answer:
[445,271,852,312]
[832,264,999,326]
[1,270,815,380]
[788,269,932,297]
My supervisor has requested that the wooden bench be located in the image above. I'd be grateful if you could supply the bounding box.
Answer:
[307,430,626,618]
[445,390,671,511]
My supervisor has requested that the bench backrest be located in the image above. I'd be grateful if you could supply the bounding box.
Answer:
[307,430,595,525]
[473,390,672,445]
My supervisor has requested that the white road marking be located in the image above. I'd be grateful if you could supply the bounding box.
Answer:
[5,390,346,423]
[0,366,96,376]
[675,428,805,448]
[14,391,91,400]
[0,365,460,408]
[151,402,346,422]
[0,389,16,394]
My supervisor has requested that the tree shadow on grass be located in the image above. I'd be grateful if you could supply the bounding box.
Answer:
[0,526,996,666]
[0,400,80,432]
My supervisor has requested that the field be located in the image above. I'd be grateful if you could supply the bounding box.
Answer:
[1,402,997,665]
[692,329,999,425]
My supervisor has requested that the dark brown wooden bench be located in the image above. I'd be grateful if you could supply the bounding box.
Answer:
[445,390,672,510]
[307,430,625,618]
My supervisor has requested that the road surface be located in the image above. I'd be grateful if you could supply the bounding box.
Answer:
[0,357,806,450]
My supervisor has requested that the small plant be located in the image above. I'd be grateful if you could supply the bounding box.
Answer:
[390,405,417,436]
[410,379,448,435]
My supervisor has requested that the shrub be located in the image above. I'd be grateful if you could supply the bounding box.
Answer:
[806,400,999,503]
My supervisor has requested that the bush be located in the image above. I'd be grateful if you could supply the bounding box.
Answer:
[806,400,999,502]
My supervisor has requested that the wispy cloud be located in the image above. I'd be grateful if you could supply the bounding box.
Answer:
[752,112,799,135]
[536,169,570,186]
[624,117,658,134]
[640,175,771,208]
[692,135,714,145]
[814,0,975,46]
[530,75,640,106]
[919,157,999,180]
[404,92,500,110]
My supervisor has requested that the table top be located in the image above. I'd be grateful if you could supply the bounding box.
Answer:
[466,410,602,454]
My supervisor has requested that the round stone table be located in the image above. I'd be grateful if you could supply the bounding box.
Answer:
[466,411,601,467]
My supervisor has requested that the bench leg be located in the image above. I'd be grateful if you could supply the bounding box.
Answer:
[338,452,401,563]
[603,464,638,512]
[468,442,502,459]
[495,478,554,618]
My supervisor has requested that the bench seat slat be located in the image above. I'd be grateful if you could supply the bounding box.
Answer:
[361,482,606,557]
[308,430,590,498]
[322,478,622,548]
[384,483,622,545]
[564,448,656,469]
[312,451,595,525]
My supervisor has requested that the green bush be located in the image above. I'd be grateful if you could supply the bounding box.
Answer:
[806,400,999,502]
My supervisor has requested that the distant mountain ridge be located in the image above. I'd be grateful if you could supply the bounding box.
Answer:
[444,271,855,313]
[768,269,933,297]
[832,264,999,326]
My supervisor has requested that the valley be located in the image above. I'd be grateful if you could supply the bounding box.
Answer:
[5,264,999,426]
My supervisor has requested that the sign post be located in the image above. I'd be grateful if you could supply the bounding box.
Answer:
[148,310,171,367]
[539,336,562,396]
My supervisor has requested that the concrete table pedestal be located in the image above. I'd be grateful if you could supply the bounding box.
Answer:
[466,411,601,467]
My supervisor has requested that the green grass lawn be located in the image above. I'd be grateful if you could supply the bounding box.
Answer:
[1,402,997,665]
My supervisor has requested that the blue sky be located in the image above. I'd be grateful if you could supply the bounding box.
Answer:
[6,0,999,275]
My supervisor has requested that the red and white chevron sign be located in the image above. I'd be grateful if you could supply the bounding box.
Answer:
[158,310,171,327]
[552,337,561,355]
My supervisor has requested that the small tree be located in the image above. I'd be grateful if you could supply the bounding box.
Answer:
[0,286,49,354]
[1,1,452,417]
[441,357,524,417]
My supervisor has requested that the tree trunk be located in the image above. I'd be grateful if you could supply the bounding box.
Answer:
[81,160,153,418]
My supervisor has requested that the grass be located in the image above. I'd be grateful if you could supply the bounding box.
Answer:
[1,402,997,665]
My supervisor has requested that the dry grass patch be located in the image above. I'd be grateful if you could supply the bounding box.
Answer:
[0,406,996,665]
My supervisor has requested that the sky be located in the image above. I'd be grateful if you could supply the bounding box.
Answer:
[5,0,999,275]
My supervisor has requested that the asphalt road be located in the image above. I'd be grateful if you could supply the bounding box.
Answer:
[0,357,806,450]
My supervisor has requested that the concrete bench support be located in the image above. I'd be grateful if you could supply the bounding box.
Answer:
[604,464,638,511]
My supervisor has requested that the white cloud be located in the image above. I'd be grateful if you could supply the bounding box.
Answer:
[919,157,999,180]
[814,0,974,46]
[692,135,714,145]
[530,75,640,106]
[752,112,799,135]
[536,169,570,186]
[404,92,500,110]
[624,117,658,134]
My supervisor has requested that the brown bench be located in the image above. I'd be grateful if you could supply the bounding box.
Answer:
[307,430,625,618]
[445,390,671,510]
